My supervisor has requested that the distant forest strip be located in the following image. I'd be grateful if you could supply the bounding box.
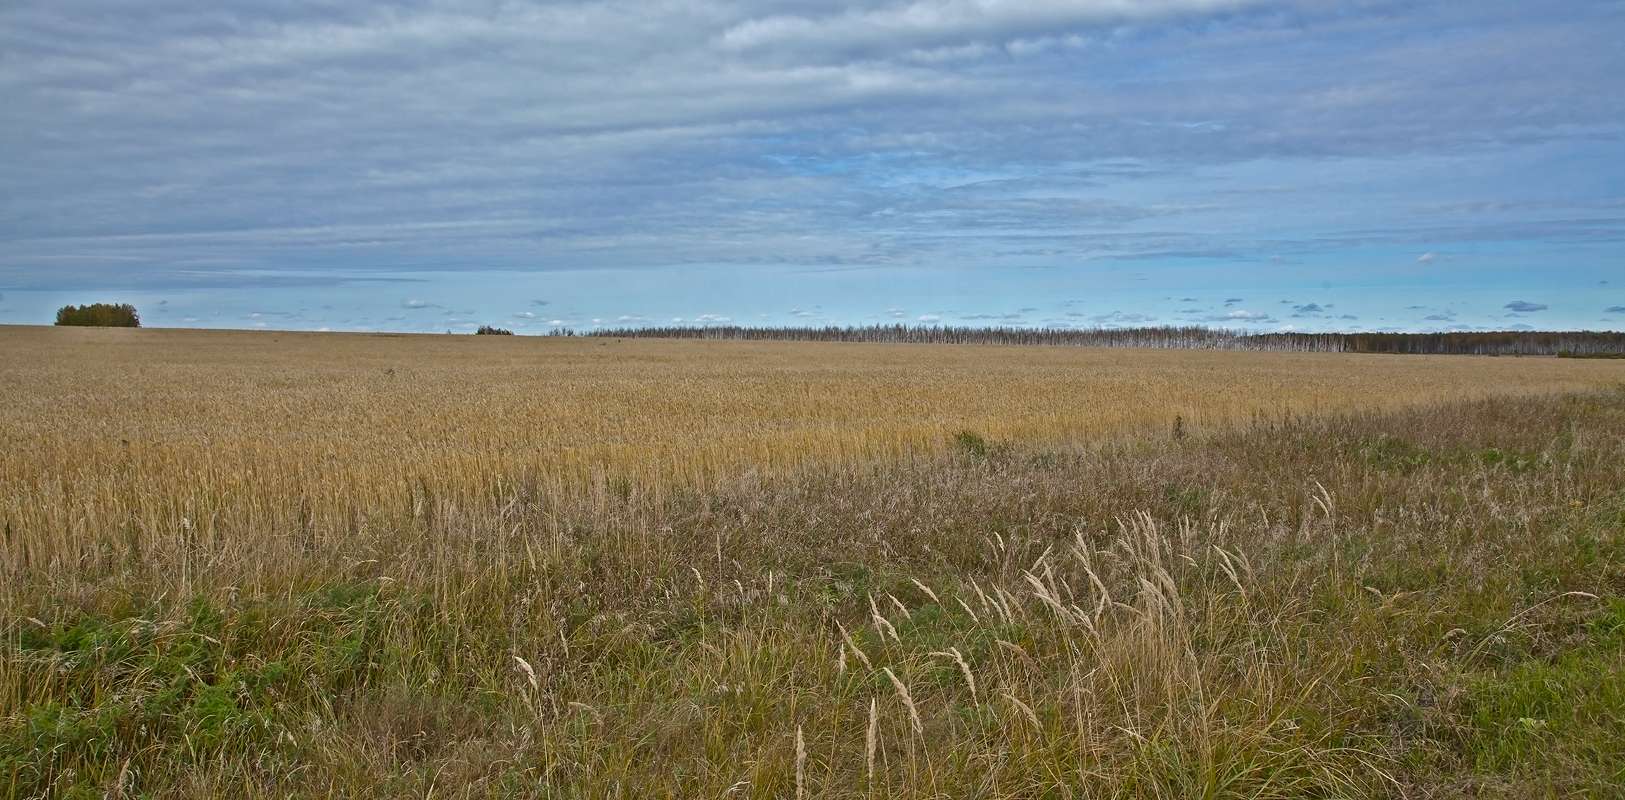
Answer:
[589,324,1625,355]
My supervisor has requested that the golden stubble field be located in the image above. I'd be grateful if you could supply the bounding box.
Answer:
[3,324,1620,580]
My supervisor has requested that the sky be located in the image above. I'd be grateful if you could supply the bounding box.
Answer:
[2,0,1622,334]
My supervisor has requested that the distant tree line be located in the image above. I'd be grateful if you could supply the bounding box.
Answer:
[475,325,514,335]
[587,324,1625,355]
[588,324,1344,351]
[1341,331,1625,356]
[55,303,140,327]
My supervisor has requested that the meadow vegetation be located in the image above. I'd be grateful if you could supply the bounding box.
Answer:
[3,326,1624,797]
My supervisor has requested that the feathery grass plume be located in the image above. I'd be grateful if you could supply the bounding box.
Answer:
[908,578,939,605]
[1212,544,1247,601]
[993,586,1023,625]
[795,725,807,800]
[881,667,923,734]
[568,702,603,727]
[512,655,538,689]
[869,594,900,642]
[952,596,981,625]
[995,639,1033,665]
[866,697,880,787]
[969,580,995,618]
[930,647,977,705]
[835,621,873,670]
[1003,690,1040,729]
[886,593,912,621]
[1025,569,1075,624]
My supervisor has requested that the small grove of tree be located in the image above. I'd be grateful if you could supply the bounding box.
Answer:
[475,325,513,335]
[55,303,140,327]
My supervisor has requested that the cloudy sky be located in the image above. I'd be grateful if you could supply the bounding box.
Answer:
[2,0,1622,333]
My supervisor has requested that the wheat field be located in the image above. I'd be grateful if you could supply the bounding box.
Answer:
[4,325,1617,571]
[4,325,1625,798]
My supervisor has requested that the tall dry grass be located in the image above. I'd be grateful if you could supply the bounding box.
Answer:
[3,326,1624,797]
[3,325,1618,591]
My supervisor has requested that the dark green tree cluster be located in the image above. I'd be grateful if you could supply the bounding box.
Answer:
[475,325,513,335]
[55,303,140,327]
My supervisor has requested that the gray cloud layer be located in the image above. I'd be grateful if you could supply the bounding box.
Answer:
[2,0,1623,289]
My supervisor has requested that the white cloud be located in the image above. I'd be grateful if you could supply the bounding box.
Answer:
[718,0,1268,59]
[1090,311,1159,324]
[1417,252,1435,263]
[402,299,429,309]
[1209,309,1269,320]
[694,314,732,324]
[515,311,536,318]
[917,313,941,322]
